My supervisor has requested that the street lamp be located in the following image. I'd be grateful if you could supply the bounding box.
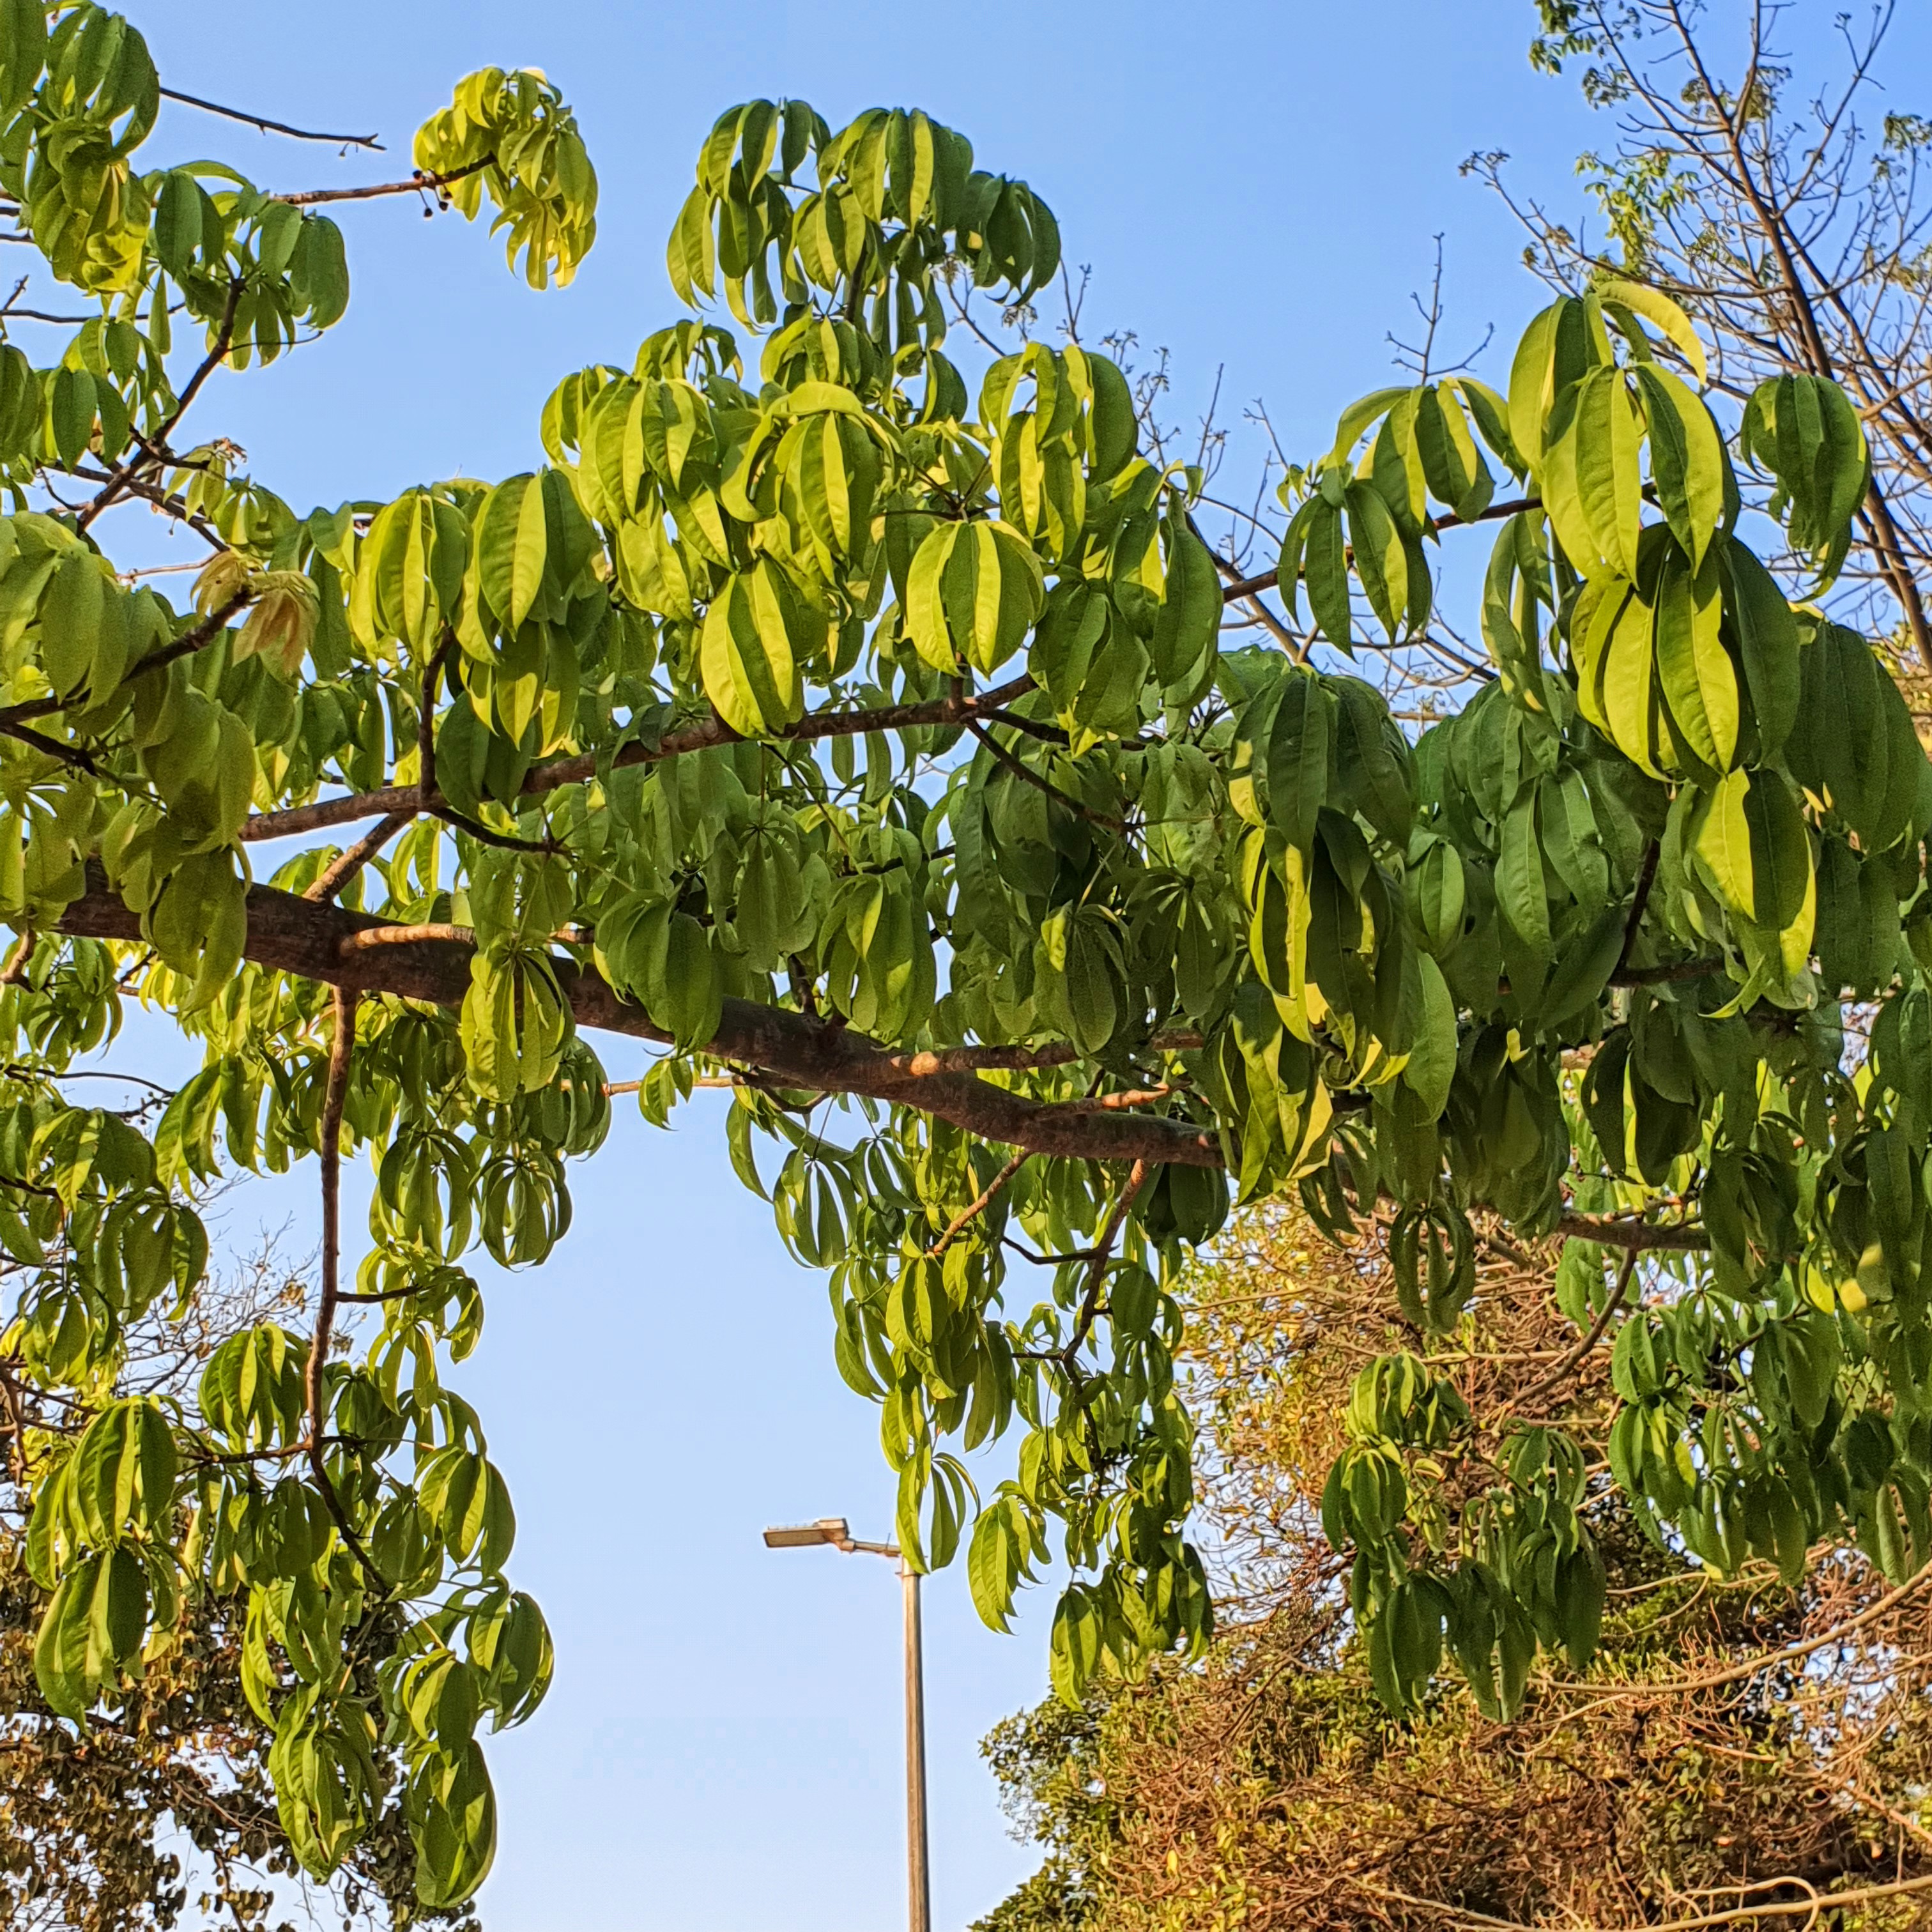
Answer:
[763,1517,930,1932]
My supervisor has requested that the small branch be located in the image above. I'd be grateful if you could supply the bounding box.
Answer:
[0,933,33,986]
[928,1151,1032,1257]
[967,719,1127,834]
[158,86,383,150]
[1563,1556,1932,1701]
[0,719,100,774]
[1057,1084,1177,1114]
[307,985,384,1590]
[425,799,556,855]
[335,921,472,954]
[273,155,494,209]
[77,278,244,532]
[240,673,1041,843]
[1219,494,1540,605]
[417,630,451,804]
[303,811,415,906]
[1613,956,1726,987]
[884,1030,1202,1078]
[1062,1160,1150,1367]
[1614,841,1661,981]
[1508,1250,1637,1415]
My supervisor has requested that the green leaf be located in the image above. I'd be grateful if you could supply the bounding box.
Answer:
[1300,497,1351,648]
[1634,364,1725,571]
[1495,793,1551,977]
[1653,544,1736,772]
[1594,276,1708,385]
[1571,367,1641,576]
[1263,670,1332,852]
[700,560,806,735]
[1720,537,1798,755]
[1344,480,1407,640]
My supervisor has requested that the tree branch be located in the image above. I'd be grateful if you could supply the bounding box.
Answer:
[307,984,384,1589]
[966,717,1127,834]
[272,155,495,209]
[158,86,383,150]
[240,672,1041,843]
[1614,840,1660,980]
[1552,1211,1707,1252]
[0,588,256,729]
[1218,494,1540,606]
[1508,1249,1637,1414]
[302,811,414,905]
[928,1150,1031,1256]
[51,871,1225,1170]
[78,278,244,532]
[1062,1160,1150,1366]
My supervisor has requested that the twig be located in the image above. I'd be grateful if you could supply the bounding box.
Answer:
[158,86,383,150]
[417,629,451,802]
[303,812,414,905]
[1062,1160,1150,1366]
[928,1151,1032,1257]
[1558,1556,1932,1702]
[425,800,557,855]
[76,279,244,532]
[1614,841,1661,981]
[1508,1249,1637,1414]
[241,672,1040,843]
[967,718,1127,834]
[0,719,100,774]
[273,155,494,209]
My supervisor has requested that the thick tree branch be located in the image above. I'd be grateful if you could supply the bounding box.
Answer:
[52,871,1225,1169]
[1553,1211,1707,1252]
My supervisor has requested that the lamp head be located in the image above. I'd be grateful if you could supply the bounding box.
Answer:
[762,1517,852,1549]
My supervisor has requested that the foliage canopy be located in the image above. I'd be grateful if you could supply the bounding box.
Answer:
[1,0,1931,1912]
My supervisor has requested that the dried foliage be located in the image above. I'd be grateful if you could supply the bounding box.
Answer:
[977,1206,1932,1929]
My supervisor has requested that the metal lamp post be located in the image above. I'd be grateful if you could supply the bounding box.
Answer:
[763,1517,930,1932]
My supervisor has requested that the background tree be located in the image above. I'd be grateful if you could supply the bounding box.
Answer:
[976,1207,1932,1929]
[0,0,1927,1913]
[2,1248,472,1932]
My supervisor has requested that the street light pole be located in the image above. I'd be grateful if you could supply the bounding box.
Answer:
[901,1556,930,1932]
[764,1517,931,1932]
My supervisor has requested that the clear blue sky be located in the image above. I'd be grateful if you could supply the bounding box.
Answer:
[77,4,1918,1928]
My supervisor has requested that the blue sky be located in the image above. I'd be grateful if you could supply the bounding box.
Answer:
[72,4,1922,1928]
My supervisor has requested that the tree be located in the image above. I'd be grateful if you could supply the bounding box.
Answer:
[0,0,1928,1912]
[1483,1,1932,654]
[2,1248,470,1932]
[974,1208,1932,1928]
